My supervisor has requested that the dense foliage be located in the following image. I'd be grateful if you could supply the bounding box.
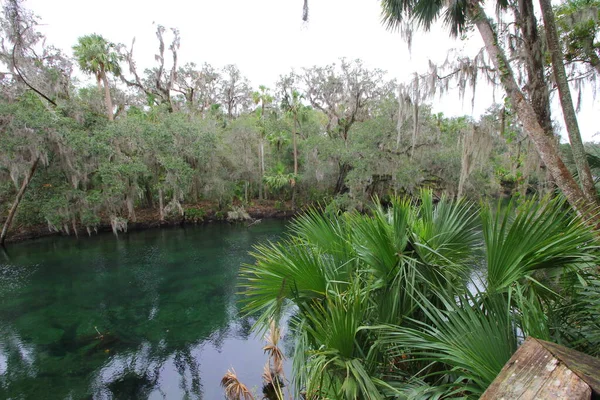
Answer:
[1,1,587,242]
[241,193,600,398]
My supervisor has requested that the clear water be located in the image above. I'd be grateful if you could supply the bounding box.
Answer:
[0,220,288,399]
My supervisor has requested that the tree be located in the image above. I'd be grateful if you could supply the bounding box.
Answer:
[0,0,71,245]
[220,64,251,119]
[120,25,180,111]
[376,0,596,221]
[252,85,273,200]
[303,59,385,194]
[73,34,120,121]
[174,62,221,115]
[539,0,599,205]
[280,88,308,208]
[556,0,600,76]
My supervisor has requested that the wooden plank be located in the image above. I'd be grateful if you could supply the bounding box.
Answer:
[535,363,592,399]
[481,337,591,400]
[538,339,600,394]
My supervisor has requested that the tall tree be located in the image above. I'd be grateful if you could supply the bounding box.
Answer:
[375,0,595,220]
[252,85,273,200]
[303,59,385,193]
[281,89,306,208]
[73,34,120,121]
[220,64,251,119]
[0,0,70,245]
[539,0,598,205]
[173,62,221,114]
[120,25,180,111]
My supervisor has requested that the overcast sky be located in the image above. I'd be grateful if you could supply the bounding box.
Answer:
[23,0,600,141]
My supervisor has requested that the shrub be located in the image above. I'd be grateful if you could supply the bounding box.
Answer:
[185,207,206,223]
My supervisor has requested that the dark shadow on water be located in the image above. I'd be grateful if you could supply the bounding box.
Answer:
[108,370,159,400]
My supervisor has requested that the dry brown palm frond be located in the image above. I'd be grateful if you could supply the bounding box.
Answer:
[262,362,274,386]
[263,320,285,377]
[221,368,255,400]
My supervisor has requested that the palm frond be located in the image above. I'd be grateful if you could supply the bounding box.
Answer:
[288,207,354,264]
[264,320,285,377]
[482,196,598,293]
[413,0,444,32]
[380,0,416,31]
[410,190,480,281]
[350,210,406,282]
[379,289,517,397]
[381,0,469,37]
[221,368,255,400]
[240,237,347,323]
[547,277,600,356]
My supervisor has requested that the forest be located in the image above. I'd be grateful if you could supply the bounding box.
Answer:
[1,0,600,398]
[2,0,599,244]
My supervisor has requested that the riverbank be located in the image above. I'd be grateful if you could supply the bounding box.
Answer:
[2,200,299,244]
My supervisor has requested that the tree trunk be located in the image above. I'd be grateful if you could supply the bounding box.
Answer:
[0,157,40,246]
[517,0,554,137]
[539,0,599,205]
[470,3,593,220]
[396,85,403,150]
[458,127,474,198]
[101,69,114,121]
[71,217,79,239]
[334,163,351,194]
[259,139,264,200]
[292,115,299,209]
[410,76,419,159]
[158,187,164,222]
[259,100,266,201]
[145,183,154,208]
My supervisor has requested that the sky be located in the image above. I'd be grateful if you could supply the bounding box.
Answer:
[22,0,600,141]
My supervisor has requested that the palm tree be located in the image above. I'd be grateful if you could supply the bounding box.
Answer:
[252,85,273,200]
[240,192,599,398]
[73,34,121,121]
[281,90,307,209]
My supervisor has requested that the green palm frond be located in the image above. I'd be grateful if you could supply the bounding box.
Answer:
[300,291,383,400]
[443,0,469,37]
[350,210,407,281]
[289,208,355,263]
[483,196,598,293]
[510,282,551,340]
[240,192,599,398]
[379,289,517,397]
[240,238,346,322]
[73,33,121,77]
[586,152,600,171]
[381,0,470,37]
[413,0,444,31]
[371,256,421,325]
[547,277,600,356]
[381,0,416,30]
[410,190,480,271]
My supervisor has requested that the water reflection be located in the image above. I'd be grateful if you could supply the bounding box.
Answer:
[0,221,288,399]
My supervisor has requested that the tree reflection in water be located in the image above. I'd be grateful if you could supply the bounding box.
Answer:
[0,221,288,399]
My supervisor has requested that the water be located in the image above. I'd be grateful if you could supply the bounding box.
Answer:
[0,220,288,400]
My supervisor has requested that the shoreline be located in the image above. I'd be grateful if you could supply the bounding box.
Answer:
[2,201,300,245]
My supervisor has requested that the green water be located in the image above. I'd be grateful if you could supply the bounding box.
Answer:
[0,220,288,399]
